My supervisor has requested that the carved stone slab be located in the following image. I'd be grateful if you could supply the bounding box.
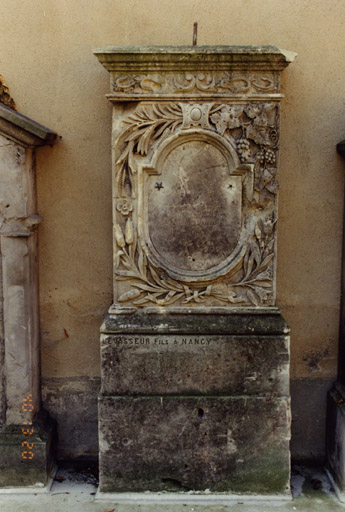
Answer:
[94,46,294,312]
[94,47,295,312]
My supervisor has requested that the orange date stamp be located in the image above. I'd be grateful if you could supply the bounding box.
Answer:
[21,394,35,460]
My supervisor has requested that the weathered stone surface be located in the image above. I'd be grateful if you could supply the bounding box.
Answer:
[102,310,289,334]
[101,333,289,396]
[0,75,16,110]
[99,395,290,493]
[94,46,295,311]
[147,137,240,274]
[0,112,57,486]
[0,413,55,487]
[96,46,293,495]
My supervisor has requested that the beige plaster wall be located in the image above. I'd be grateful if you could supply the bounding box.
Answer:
[1,0,344,459]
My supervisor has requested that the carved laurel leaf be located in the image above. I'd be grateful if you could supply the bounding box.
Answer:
[254,287,268,301]
[264,238,274,256]
[138,250,147,278]
[115,209,275,307]
[255,270,271,282]
[132,297,151,305]
[256,252,274,274]
[137,123,157,155]
[149,266,165,287]
[163,292,184,305]
[257,281,271,288]
[128,150,137,174]
[116,270,139,279]
[132,282,159,293]
[155,121,174,139]
[122,259,133,270]
[246,289,259,305]
[114,250,124,269]
[115,104,183,196]
[162,276,184,292]
[116,141,132,165]
[118,289,142,302]
[244,252,255,281]
[125,126,150,144]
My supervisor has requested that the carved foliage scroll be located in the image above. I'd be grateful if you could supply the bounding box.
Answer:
[112,72,279,96]
[113,100,279,307]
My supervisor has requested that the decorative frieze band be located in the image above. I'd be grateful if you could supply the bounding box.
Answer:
[110,71,280,99]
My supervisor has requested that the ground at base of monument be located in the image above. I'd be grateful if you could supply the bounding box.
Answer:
[0,463,343,512]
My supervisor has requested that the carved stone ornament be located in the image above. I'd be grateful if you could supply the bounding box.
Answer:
[94,46,296,311]
[0,75,16,110]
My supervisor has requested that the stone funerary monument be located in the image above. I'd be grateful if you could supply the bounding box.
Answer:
[94,46,295,494]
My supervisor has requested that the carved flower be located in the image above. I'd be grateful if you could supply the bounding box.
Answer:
[116,198,133,216]
[211,105,243,135]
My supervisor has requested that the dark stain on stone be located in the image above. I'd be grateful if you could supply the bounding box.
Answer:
[303,347,330,372]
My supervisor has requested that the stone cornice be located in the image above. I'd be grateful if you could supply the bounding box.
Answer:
[94,45,297,72]
[0,104,57,147]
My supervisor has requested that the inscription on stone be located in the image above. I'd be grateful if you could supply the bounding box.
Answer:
[101,332,290,397]
[112,336,212,346]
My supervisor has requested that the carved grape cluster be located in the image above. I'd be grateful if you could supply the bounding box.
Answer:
[237,138,251,162]
[265,150,275,164]
[257,149,276,166]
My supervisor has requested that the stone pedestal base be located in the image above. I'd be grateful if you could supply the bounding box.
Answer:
[99,311,290,494]
[0,413,55,488]
[99,395,290,493]
[326,382,345,501]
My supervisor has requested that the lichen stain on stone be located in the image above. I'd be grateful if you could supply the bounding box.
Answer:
[0,75,16,110]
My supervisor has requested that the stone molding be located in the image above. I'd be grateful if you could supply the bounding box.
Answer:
[94,45,296,72]
[0,104,57,147]
[95,46,296,102]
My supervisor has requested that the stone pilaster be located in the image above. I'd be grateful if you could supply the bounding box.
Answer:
[0,103,57,487]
